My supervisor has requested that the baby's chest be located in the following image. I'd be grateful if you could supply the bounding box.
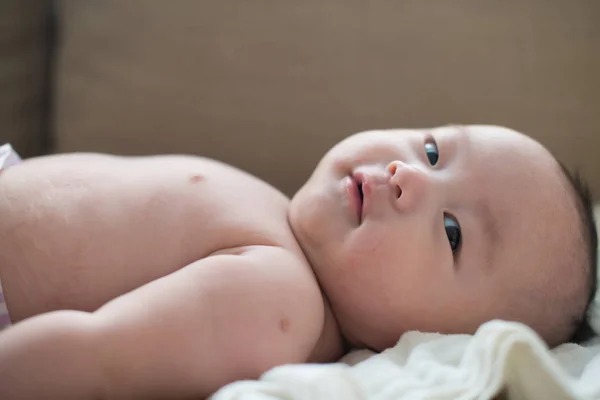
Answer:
[0,155,300,317]
[5,154,294,265]
[174,164,298,258]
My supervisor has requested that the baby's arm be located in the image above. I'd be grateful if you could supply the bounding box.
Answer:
[0,246,323,399]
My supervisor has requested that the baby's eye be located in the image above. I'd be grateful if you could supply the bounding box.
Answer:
[444,214,462,254]
[425,139,439,166]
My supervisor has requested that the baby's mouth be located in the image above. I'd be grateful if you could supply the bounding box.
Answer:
[357,182,364,210]
[344,174,364,224]
[353,174,365,223]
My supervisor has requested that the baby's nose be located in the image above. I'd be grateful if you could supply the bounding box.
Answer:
[386,161,430,212]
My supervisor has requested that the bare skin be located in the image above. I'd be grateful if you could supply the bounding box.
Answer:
[0,125,587,399]
[0,154,344,399]
[289,125,586,350]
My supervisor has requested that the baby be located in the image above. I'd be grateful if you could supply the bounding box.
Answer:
[0,125,597,399]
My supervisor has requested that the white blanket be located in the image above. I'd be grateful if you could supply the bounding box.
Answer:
[213,205,600,400]
[211,320,600,400]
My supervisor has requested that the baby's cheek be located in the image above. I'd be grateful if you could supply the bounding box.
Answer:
[357,228,408,263]
[340,235,404,289]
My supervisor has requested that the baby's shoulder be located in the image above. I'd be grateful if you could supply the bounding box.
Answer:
[211,245,320,295]
[208,245,325,355]
[212,245,323,314]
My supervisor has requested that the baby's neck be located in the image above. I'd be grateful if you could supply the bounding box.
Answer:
[286,213,348,361]
[308,295,348,363]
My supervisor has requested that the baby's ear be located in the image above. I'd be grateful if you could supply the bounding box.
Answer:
[589,203,600,337]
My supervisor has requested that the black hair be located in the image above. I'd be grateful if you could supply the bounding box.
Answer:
[559,164,598,343]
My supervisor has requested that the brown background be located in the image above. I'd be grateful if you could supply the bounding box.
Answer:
[2,1,599,196]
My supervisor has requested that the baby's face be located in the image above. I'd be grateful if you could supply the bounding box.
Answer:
[289,125,584,350]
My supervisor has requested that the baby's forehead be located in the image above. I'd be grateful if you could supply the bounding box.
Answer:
[486,162,581,287]
[457,125,554,162]
[461,126,581,265]
[465,127,568,195]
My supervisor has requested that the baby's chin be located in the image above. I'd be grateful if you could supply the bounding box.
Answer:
[287,185,331,249]
[287,194,309,245]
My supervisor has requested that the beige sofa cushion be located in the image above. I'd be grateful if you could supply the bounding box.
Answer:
[0,0,50,157]
[54,1,600,196]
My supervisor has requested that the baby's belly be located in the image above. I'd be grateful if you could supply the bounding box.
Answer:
[0,153,294,322]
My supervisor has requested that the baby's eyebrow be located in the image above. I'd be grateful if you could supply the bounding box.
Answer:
[446,124,470,163]
[474,198,500,266]
[451,125,500,266]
